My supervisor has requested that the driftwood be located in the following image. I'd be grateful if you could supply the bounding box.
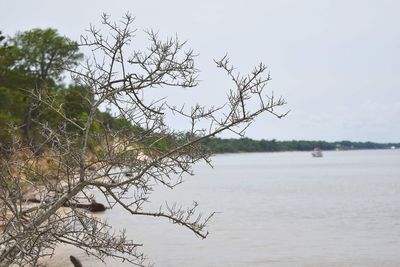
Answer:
[25,198,106,212]
[70,255,83,267]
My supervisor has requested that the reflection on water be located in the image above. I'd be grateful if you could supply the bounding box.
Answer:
[47,150,400,267]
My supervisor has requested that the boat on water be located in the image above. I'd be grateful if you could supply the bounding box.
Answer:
[312,147,323,157]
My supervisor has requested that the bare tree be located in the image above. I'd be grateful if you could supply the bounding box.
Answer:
[0,13,287,266]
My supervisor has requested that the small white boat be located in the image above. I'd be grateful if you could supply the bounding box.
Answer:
[312,147,323,157]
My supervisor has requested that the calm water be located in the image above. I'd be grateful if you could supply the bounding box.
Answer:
[48,150,400,267]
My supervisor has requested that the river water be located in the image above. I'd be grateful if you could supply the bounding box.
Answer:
[47,149,400,267]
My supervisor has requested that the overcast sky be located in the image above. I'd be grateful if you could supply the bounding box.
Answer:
[1,0,399,142]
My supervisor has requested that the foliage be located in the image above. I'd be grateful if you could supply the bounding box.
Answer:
[10,28,83,83]
[0,29,133,155]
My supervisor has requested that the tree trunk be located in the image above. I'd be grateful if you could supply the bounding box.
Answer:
[22,99,33,147]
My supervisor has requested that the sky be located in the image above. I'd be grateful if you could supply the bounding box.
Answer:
[1,0,399,142]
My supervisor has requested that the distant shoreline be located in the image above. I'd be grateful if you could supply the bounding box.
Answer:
[211,148,398,155]
[202,137,399,154]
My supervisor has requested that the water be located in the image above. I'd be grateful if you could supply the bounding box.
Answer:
[47,150,400,266]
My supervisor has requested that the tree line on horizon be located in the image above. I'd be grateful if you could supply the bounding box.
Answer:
[201,137,399,153]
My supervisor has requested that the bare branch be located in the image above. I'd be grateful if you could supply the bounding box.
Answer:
[0,13,287,267]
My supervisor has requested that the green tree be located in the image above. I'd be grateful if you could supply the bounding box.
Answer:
[11,28,82,85]
[61,85,93,129]
[9,28,83,147]
[0,31,25,88]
